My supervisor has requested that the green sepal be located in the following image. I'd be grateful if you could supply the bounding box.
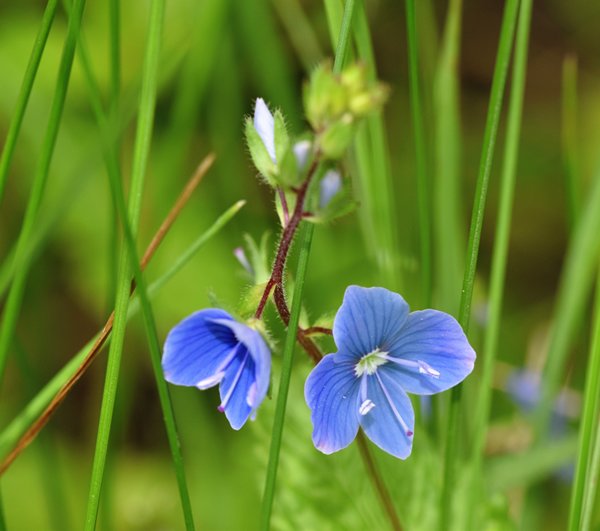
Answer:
[318,117,355,159]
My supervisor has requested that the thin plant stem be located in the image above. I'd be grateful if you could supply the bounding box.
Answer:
[83,0,165,523]
[0,0,59,204]
[561,55,580,232]
[356,433,403,531]
[568,266,600,530]
[405,0,431,307]
[581,374,600,531]
[470,0,533,521]
[0,196,242,474]
[0,0,87,389]
[260,222,315,531]
[440,0,520,527]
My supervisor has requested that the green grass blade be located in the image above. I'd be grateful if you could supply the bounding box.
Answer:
[0,0,59,204]
[0,201,244,467]
[470,0,533,513]
[84,0,165,526]
[440,0,520,526]
[581,374,600,530]
[561,55,580,232]
[272,0,324,70]
[13,340,70,531]
[260,222,315,531]
[260,4,357,528]
[534,166,600,437]
[353,3,400,290]
[405,0,431,306]
[0,0,87,387]
[72,12,195,528]
[568,267,600,530]
[433,0,464,315]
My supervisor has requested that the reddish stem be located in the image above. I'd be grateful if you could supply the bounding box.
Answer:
[254,158,318,320]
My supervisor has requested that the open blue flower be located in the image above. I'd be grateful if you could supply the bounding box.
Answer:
[305,286,475,458]
[163,309,271,430]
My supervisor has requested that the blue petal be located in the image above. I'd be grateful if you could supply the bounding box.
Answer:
[162,309,236,387]
[254,98,276,163]
[386,310,476,395]
[305,354,361,454]
[359,370,415,459]
[219,350,255,430]
[333,286,410,360]
[211,319,271,409]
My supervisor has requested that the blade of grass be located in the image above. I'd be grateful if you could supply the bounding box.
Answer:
[259,222,315,531]
[440,0,520,527]
[272,0,324,70]
[260,3,357,528]
[83,0,166,524]
[0,198,243,473]
[534,164,600,437]
[353,4,399,290]
[0,0,87,388]
[73,14,195,528]
[433,0,464,315]
[0,0,59,204]
[470,0,533,518]
[581,373,600,530]
[561,55,580,232]
[13,339,70,531]
[405,0,431,306]
[568,266,600,530]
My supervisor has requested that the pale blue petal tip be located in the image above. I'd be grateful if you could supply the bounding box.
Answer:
[254,98,276,163]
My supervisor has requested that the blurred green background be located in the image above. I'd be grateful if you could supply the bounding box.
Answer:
[1,0,599,529]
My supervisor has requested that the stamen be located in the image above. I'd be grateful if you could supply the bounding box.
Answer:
[359,399,376,416]
[354,348,389,377]
[374,372,412,437]
[378,354,440,379]
[217,350,250,413]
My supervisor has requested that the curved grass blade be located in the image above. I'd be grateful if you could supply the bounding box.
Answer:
[0,199,243,473]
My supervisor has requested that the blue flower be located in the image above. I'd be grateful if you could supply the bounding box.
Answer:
[305,286,476,458]
[163,309,271,430]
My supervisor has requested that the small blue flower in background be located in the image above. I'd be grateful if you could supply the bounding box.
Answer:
[319,170,342,209]
[163,309,271,430]
[254,98,276,163]
[305,286,476,459]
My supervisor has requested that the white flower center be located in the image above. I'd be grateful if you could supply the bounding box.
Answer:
[354,348,388,377]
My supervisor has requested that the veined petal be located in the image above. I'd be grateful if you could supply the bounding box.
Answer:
[210,319,271,409]
[162,309,236,387]
[254,98,276,163]
[305,354,361,454]
[219,350,255,430]
[333,286,410,360]
[386,310,475,395]
[360,370,415,459]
